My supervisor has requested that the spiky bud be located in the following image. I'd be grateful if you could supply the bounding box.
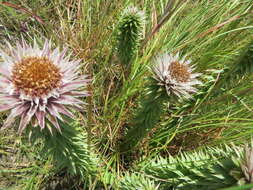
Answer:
[116,6,145,65]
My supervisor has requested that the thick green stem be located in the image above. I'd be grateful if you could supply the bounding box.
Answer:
[120,83,167,152]
[28,121,96,178]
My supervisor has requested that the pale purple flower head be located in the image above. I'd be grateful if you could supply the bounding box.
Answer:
[0,39,90,134]
[152,53,202,99]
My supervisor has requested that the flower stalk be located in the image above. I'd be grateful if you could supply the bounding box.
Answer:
[121,53,202,152]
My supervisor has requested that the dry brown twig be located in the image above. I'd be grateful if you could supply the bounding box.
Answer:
[0,2,45,25]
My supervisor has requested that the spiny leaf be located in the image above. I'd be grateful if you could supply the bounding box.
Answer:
[136,144,247,190]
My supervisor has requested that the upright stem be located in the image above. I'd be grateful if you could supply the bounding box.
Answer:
[28,121,96,177]
[120,84,167,152]
[87,83,93,151]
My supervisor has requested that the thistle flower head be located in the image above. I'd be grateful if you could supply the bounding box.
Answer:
[241,145,253,183]
[152,53,202,99]
[0,39,90,134]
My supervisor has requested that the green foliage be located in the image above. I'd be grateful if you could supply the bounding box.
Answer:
[218,40,253,91]
[0,128,54,190]
[221,184,253,190]
[136,145,246,190]
[28,121,97,178]
[116,6,144,65]
[119,173,159,190]
[120,78,168,152]
[232,41,253,78]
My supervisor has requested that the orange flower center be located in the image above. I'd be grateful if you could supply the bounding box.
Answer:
[169,61,190,82]
[12,57,62,97]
